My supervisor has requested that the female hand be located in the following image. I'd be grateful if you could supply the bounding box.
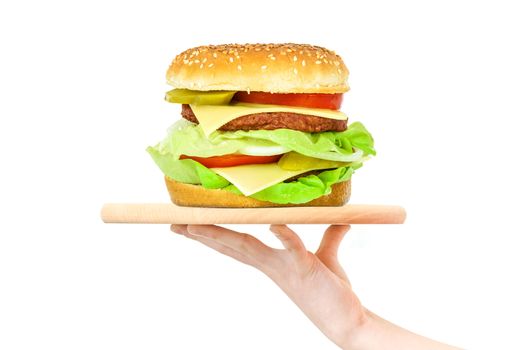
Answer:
[171,224,363,348]
[170,224,460,350]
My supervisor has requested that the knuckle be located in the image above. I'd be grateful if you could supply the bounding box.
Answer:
[317,250,337,261]
[239,233,255,250]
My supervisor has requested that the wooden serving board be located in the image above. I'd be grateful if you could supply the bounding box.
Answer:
[101,203,406,224]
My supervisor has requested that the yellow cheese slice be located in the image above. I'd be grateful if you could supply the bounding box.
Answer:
[211,162,330,196]
[189,102,348,137]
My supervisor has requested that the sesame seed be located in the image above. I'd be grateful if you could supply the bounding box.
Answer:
[237,65,242,71]
[302,60,306,66]
[334,61,340,66]
[229,57,234,62]
[183,59,189,64]
[270,56,276,61]
[323,59,328,63]
[293,55,297,61]
[286,48,292,52]
[188,61,193,66]
[199,63,204,69]
[337,68,342,74]
[293,68,298,75]
[194,59,200,63]
[261,65,267,70]
[255,47,262,51]
[315,60,322,64]
[213,53,218,58]
[202,58,207,63]
[208,63,214,68]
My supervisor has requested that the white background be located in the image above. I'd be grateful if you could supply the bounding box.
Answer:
[1,0,524,349]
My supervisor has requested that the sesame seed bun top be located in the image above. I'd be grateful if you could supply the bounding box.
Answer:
[166,43,349,94]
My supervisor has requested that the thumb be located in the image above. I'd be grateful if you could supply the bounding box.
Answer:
[317,225,349,258]
[315,225,350,282]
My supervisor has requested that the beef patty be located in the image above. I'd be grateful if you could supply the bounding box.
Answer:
[181,105,347,132]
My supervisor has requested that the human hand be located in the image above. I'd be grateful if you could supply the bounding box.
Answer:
[170,224,461,350]
[170,224,365,348]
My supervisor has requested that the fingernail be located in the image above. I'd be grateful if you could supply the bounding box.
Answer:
[269,224,282,235]
[186,225,202,236]
[171,224,186,234]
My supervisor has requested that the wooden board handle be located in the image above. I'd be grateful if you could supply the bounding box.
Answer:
[101,203,406,224]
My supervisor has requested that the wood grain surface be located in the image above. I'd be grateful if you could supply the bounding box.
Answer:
[101,203,406,224]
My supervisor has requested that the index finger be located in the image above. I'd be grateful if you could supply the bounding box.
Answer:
[269,224,307,264]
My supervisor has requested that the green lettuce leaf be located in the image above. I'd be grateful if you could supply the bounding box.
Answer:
[147,146,357,204]
[240,166,355,204]
[147,119,374,204]
[153,119,375,162]
[147,147,229,188]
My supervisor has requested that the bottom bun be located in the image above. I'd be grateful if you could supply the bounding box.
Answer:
[164,176,351,207]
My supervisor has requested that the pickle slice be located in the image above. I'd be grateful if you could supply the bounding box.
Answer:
[165,89,236,105]
[278,152,350,171]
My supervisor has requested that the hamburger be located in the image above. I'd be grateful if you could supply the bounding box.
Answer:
[147,43,375,207]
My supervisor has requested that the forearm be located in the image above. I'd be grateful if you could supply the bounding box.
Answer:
[343,309,462,350]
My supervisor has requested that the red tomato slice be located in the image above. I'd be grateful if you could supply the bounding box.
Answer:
[234,91,343,110]
[180,154,282,168]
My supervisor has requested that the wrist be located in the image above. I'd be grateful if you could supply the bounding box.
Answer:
[339,308,376,350]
